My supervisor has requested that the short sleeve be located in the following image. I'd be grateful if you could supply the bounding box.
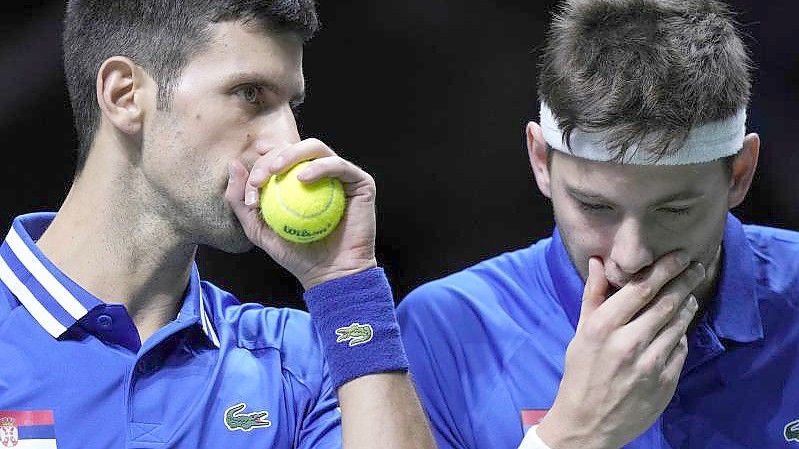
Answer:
[397,284,473,449]
[297,365,342,449]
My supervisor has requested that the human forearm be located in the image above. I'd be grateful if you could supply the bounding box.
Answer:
[228,141,435,447]
[303,268,434,449]
[339,372,436,449]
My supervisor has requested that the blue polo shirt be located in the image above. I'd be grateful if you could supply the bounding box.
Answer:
[397,214,799,448]
[0,213,341,448]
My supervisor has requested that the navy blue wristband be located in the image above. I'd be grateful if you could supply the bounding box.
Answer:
[304,267,409,390]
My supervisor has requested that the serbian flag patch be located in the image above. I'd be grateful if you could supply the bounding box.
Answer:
[520,409,548,433]
[0,410,57,448]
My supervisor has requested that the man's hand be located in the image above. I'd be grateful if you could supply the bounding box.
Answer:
[536,253,704,449]
[227,138,436,449]
[225,138,377,289]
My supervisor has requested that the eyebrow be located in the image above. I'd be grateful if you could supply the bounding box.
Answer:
[224,71,306,105]
[565,185,705,205]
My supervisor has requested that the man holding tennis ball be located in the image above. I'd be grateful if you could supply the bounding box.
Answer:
[0,1,435,448]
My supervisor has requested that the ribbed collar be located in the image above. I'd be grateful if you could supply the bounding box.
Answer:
[0,212,219,347]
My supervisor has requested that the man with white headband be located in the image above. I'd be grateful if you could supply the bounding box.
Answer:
[397,0,799,448]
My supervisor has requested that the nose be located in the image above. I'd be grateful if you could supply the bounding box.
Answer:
[254,104,301,153]
[608,217,656,278]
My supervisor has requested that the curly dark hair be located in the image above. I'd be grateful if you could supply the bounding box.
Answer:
[538,0,751,163]
[63,0,319,174]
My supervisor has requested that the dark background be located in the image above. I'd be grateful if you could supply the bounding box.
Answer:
[1,1,797,310]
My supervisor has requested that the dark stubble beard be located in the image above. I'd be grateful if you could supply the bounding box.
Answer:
[163,173,254,254]
[194,194,254,254]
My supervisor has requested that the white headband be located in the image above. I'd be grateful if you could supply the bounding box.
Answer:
[539,102,747,165]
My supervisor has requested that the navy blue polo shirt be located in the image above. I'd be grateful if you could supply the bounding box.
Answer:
[0,213,341,448]
[397,214,799,448]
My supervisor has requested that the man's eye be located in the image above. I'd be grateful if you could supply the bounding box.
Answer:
[661,207,691,216]
[236,85,261,104]
[578,201,611,212]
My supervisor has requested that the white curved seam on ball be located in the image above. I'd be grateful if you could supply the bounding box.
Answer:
[273,177,336,219]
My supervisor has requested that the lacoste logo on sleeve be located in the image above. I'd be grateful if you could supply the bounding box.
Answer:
[224,403,271,432]
[786,418,799,443]
[335,322,374,347]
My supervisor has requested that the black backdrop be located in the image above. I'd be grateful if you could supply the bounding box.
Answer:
[1,1,797,310]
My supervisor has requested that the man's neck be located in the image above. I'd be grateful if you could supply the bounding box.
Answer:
[35,150,197,345]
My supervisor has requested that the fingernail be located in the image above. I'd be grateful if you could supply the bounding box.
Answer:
[688,295,699,311]
[676,252,690,266]
[245,190,258,206]
[297,168,312,181]
[228,162,235,179]
[695,263,706,278]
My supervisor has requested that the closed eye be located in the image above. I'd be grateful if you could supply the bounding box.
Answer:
[660,206,691,216]
[578,201,612,212]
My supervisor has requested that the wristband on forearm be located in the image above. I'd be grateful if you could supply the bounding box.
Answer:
[304,267,409,389]
[518,425,553,449]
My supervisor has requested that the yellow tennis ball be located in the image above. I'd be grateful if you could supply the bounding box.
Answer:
[260,160,346,243]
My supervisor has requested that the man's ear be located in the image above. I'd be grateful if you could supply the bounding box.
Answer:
[728,133,760,209]
[96,57,149,136]
[526,121,553,199]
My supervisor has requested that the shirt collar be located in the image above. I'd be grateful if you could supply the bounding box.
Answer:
[177,265,221,348]
[545,213,763,343]
[544,228,583,329]
[0,212,219,347]
[708,214,763,343]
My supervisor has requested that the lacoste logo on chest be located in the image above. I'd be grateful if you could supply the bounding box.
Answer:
[224,403,271,431]
[786,418,799,443]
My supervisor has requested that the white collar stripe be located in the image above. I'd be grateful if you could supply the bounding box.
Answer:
[2,215,219,346]
[199,298,210,337]
[199,289,220,348]
[0,255,66,337]
[6,227,88,319]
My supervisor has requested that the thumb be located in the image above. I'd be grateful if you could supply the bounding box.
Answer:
[225,159,251,217]
[225,159,268,241]
[579,257,608,320]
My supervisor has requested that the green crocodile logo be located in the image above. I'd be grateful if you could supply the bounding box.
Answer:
[224,403,271,432]
[335,322,374,347]
[786,419,799,443]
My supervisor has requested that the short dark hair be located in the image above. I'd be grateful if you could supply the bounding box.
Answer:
[539,0,751,163]
[63,0,319,175]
